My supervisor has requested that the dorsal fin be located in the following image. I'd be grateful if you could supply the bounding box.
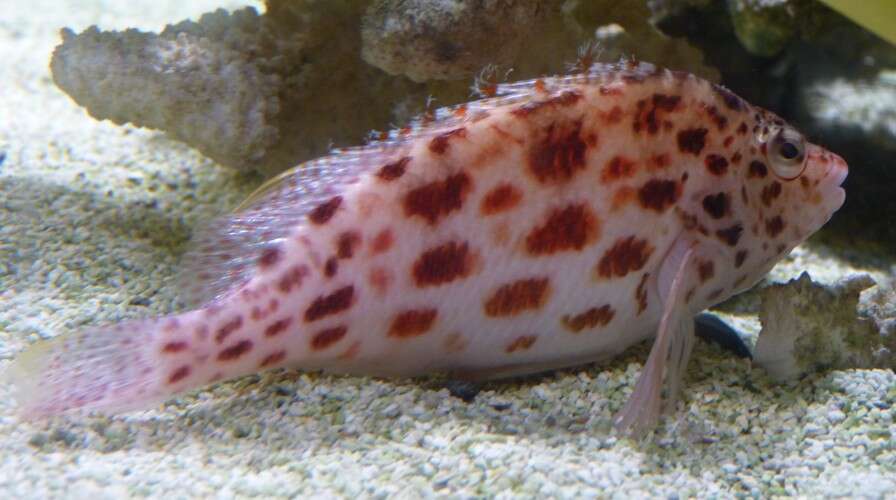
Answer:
[177,59,664,307]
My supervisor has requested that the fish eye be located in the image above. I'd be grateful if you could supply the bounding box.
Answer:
[768,128,806,180]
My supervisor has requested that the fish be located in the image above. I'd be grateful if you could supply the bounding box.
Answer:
[5,60,848,435]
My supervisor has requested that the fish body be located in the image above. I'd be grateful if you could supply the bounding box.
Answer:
[8,61,848,433]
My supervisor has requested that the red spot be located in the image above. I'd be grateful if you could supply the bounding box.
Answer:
[308,196,342,225]
[258,246,282,268]
[163,318,180,333]
[525,203,599,256]
[324,257,338,278]
[529,120,588,184]
[765,216,785,237]
[677,128,708,155]
[304,286,355,322]
[748,160,768,178]
[167,365,191,384]
[511,90,583,117]
[250,307,263,321]
[735,250,748,268]
[259,350,287,368]
[412,241,473,287]
[370,229,394,254]
[278,265,309,293]
[705,154,729,175]
[731,152,742,164]
[561,305,615,333]
[601,105,624,124]
[388,309,438,338]
[337,341,361,360]
[648,153,670,170]
[376,156,411,181]
[337,231,361,259]
[403,172,471,225]
[706,105,728,131]
[368,267,392,295]
[637,179,680,212]
[714,85,743,111]
[596,235,654,278]
[698,260,715,283]
[484,278,550,317]
[218,340,253,361]
[635,273,649,314]
[737,122,748,135]
[633,94,680,134]
[264,317,292,337]
[480,184,522,215]
[611,186,637,211]
[723,136,734,148]
[505,335,538,353]
[443,332,469,353]
[215,316,243,343]
[716,224,743,246]
[310,326,347,350]
[761,181,782,206]
[429,127,468,154]
[600,156,638,182]
[702,192,730,219]
[162,341,188,354]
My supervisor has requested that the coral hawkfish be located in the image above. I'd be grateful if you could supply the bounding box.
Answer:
[7,61,847,434]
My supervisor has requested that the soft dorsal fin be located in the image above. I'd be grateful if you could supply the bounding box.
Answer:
[178,60,663,307]
[177,143,405,307]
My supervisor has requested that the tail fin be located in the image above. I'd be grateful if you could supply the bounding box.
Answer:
[4,320,173,418]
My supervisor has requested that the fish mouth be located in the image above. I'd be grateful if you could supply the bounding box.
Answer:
[825,154,849,211]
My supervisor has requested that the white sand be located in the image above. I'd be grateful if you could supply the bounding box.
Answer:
[1,1,894,497]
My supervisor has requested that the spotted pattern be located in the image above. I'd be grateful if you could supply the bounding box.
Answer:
[311,326,347,350]
[376,156,411,181]
[638,179,680,212]
[304,286,355,322]
[766,216,785,237]
[525,203,599,256]
[600,156,638,182]
[596,236,654,278]
[388,309,438,338]
[484,278,550,317]
[677,128,708,155]
[705,154,729,175]
[429,127,468,155]
[168,365,191,384]
[702,192,729,219]
[528,120,588,184]
[259,350,287,368]
[218,340,253,361]
[264,317,292,337]
[562,305,615,333]
[404,173,471,225]
[215,316,243,343]
[412,241,473,287]
[481,184,522,215]
[309,196,342,225]
[505,335,538,353]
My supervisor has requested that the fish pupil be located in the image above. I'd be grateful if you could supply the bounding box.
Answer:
[779,141,799,160]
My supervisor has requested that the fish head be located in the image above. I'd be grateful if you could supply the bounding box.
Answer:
[726,107,848,291]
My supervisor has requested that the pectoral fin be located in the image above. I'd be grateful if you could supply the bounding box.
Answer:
[614,241,698,437]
